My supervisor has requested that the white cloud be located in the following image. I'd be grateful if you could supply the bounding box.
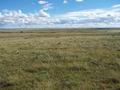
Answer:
[63,0,68,4]
[0,5,120,28]
[76,0,84,2]
[63,0,84,4]
[38,0,53,11]
[36,0,52,20]
[0,9,50,27]
[38,0,48,4]
[112,4,120,8]
[57,7,120,26]
[39,10,50,17]
[42,3,53,11]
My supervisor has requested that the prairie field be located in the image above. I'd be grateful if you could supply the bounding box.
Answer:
[0,29,120,90]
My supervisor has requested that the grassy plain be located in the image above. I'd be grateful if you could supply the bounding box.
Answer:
[0,28,120,90]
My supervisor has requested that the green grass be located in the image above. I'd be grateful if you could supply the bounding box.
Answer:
[0,29,120,90]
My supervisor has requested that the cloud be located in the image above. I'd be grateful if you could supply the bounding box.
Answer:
[37,0,52,19]
[0,9,50,28]
[38,0,48,4]
[63,0,84,4]
[0,5,120,28]
[57,7,120,26]
[38,0,53,11]
[112,4,120,8]
[63,0,68,4]
[39,10,50,17]
[76,0,84,2]
[42,3,53,11]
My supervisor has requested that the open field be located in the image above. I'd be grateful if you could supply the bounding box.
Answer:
[0,29,120,90]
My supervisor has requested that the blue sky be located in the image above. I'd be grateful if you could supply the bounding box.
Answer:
[0,0,120,28]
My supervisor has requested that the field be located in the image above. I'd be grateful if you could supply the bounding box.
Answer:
[0,29,120,90]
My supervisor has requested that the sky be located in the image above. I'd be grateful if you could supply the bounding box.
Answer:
[0,0,120,28]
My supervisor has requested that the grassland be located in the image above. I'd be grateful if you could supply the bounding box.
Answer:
[0,29,120,90]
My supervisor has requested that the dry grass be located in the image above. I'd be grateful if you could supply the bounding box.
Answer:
[0,29,120,90]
